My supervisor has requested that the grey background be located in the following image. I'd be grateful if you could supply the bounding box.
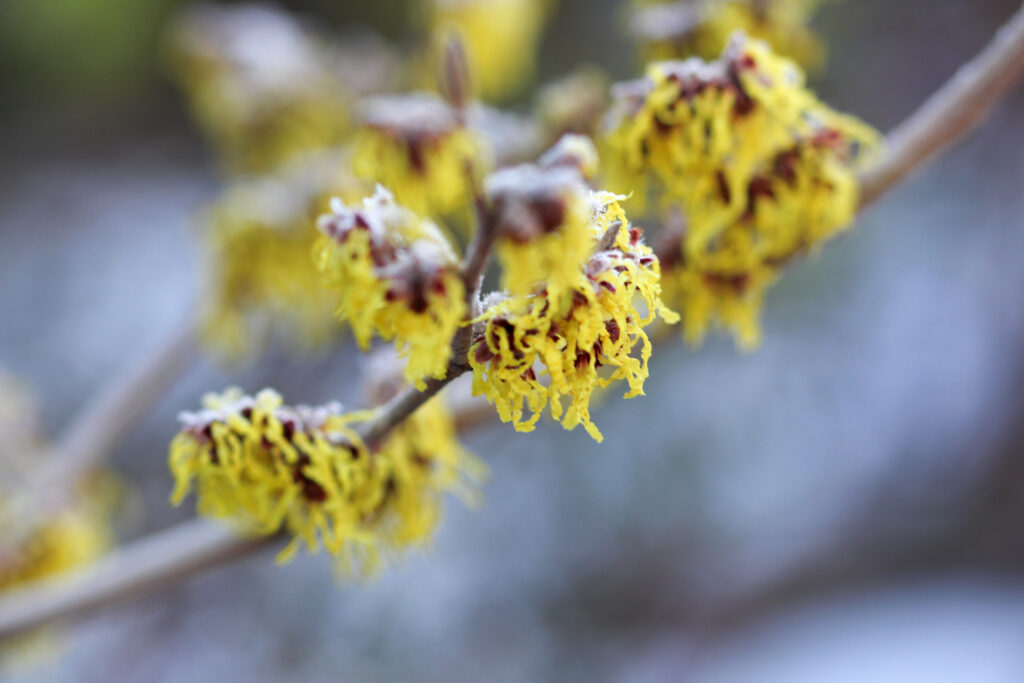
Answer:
[3,0,1024,680]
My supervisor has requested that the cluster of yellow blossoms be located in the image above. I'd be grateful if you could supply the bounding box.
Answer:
[352,94,487,221]
[424,0,554,102]
[169,388,479,575]
[314,186,466,388]
[200,151,372,358]
[631,0,830,70]
[157,0,884,582]
[602,34,878,347]
[166,4,355,174]
[471,143,678,441]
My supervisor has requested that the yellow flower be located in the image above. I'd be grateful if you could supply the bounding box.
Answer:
[488,162,593,299]
[0,501,113,595]
[663,129,869,348]
[166,4,354,174]
[200,150,370,360]
[352,94,488,221]
[314,187,467,388]
[169,387,478,575]
[425,0,554,102]
[0,372,115,601]
[487,135,605,301]
[631,0,830,70]
[470,196,677,441]
[604,34,878,348]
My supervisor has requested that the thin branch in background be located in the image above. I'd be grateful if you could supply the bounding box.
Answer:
[857,2,1024,208]
[2,317,198,551]
[0,520,276,638]
[3,1,1024,641]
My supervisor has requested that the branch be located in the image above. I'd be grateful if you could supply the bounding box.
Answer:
[358,373,464,447]
[6,7,1024,637]
[858,2,1024,208]
[2,317,198,551]
[0,520,277,639]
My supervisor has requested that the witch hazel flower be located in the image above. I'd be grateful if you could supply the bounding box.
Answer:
[470,188,677,442]
[314,186,466,388]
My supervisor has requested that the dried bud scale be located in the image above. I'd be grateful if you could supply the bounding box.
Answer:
[425,0,554,103]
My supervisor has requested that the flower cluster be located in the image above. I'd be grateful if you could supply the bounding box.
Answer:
[425,0,553,102]
[488,137,599,299]
[352,93,488,221]
[200,151,369,359]
[471,189,678,441]
[314,187,466,388]
[630,0,829,69]
[603,34,878,347]
[166,4,357,174]
[169,388,478,575]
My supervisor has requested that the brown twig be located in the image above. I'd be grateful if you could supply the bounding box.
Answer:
[858,2,1024,208]
[3,6,1024,639]
[0,520,276,638]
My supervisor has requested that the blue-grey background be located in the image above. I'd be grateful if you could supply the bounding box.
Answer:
[2,0,1024,680]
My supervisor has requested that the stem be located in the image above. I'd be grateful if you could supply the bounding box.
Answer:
[3,317,198,550]
[0,520,277,639]
[358,373,463,447]
[858,2,1024,208]
[5,7,1024,637]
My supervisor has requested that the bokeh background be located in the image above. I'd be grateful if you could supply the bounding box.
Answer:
[3,0,1024,680]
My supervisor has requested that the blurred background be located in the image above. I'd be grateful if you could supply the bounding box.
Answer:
[3,0,1024,680]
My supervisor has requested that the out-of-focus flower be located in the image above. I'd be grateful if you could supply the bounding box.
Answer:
[0,373,114,615]
[629,0,831,70]
[660,127,870,348]
[488,135,600,299]
[314,187,466,388]
[167,4,396,174]
[352,94,488,221]
[470,194,677,441]
[603,34,878,347]
[424,0,555,102]
[169,388,479,575]
[536,67,611,141]
[200,150,370,360]
[0,501,113,596]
